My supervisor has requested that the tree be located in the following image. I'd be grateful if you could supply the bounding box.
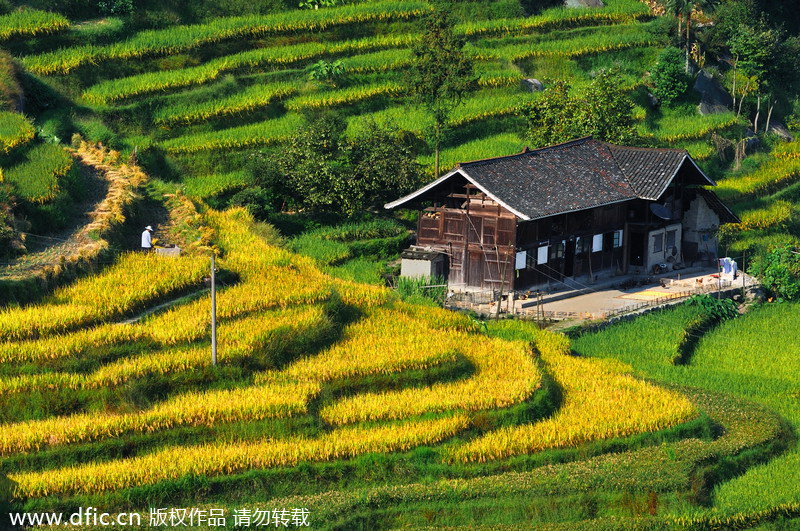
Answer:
[579,70,638,145]
[524,70,637,148]
[749,245,800,301]
[346,120,423,213]
[649,47,690,105]
[408,2,475,179]
[664,0,716,72]
[250,115,422,217]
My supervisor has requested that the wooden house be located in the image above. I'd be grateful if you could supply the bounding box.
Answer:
[385,137,739,291]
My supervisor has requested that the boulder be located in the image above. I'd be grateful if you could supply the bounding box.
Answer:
[647,92,660,109]
[693,70,732,115]
[744,129,761,153]
[767,120,794,142]
[521,78,544,92]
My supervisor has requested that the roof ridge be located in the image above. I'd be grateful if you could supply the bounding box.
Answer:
[459,136,594,168]
[605,142,688,154]
[603,142,638,196]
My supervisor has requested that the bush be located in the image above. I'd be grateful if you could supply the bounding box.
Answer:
[748,244,800,300]
[229,186,278,219]
[685,294,738,321]
[649,47,689,105]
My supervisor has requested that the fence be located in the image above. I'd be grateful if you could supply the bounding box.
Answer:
[446,276,745,321]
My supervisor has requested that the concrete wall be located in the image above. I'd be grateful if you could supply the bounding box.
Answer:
[682,195,721,263]
[401,259,436,279]
[646,223,682,272]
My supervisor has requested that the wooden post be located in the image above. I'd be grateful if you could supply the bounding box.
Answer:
[211,254,217,366]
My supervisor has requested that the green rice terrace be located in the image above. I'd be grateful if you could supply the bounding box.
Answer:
[0,0,799,528]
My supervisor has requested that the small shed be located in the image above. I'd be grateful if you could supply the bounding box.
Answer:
[401,247,448,280]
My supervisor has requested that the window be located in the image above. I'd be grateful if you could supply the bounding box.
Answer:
[653,233,664,253]
[592,234,603,253]
[549,241,565,260]
[537,245,549,265]
[576,236,590,254]
[666,230,677,249]
[614,230,623,248]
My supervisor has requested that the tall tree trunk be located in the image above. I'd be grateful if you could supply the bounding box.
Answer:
[737,78,751,118]
[434,144,440,179]
[754,94,761,134]
[677,15,683,47]
[765,98,775,134]
[731,59,737,111]
[685,13,691,73]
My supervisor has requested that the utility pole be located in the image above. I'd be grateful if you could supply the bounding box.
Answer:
[742,250,746,293]
[211,254,217,366]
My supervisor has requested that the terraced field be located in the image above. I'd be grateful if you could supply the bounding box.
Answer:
[2,0,750,183]
[1,207,793,528]
[1,1,799,528]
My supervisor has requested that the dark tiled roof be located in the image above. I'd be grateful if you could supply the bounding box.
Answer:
[607,144,697,199]
[696,188,741,224]
[459,138,637,220]
[386,137,717,220]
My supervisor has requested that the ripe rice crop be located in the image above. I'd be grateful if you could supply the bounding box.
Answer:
[82,34,415,104]
[159,114,304,153]
[23,2,428,75]
[284,81,403,112]
[0,378,320,455]
[183,171,248,199]
[719,200,795,237]
[0,111,34,152]
[271,307,462,384]
[0,253,208,341]
[773,140,800,161]
[319,336,539,424]
[153,82,299,126]
[3,143,72,203]
[450,321,696,462]
[716,154,800,201]
[0,9,69,41]
[12,415,468,497]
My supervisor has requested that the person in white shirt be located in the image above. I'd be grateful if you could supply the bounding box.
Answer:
[141,225,154,251]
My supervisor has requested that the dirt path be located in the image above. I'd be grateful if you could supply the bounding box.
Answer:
[0,160,110,281]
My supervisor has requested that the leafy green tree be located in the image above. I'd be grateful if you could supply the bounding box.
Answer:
[649,47,690,105]
[98,0,133,15]
[408,2,475,179]
[579,70,638,144]
[347,120,422,213]
[749,245,800,301]
[251,115,421,217]
[664,0,717,72]
[525,70,637,148]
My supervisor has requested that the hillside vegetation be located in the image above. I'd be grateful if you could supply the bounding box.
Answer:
[0,0,799,527]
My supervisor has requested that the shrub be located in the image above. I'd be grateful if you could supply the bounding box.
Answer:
[649,47,689,105]
[748,244,800,301]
